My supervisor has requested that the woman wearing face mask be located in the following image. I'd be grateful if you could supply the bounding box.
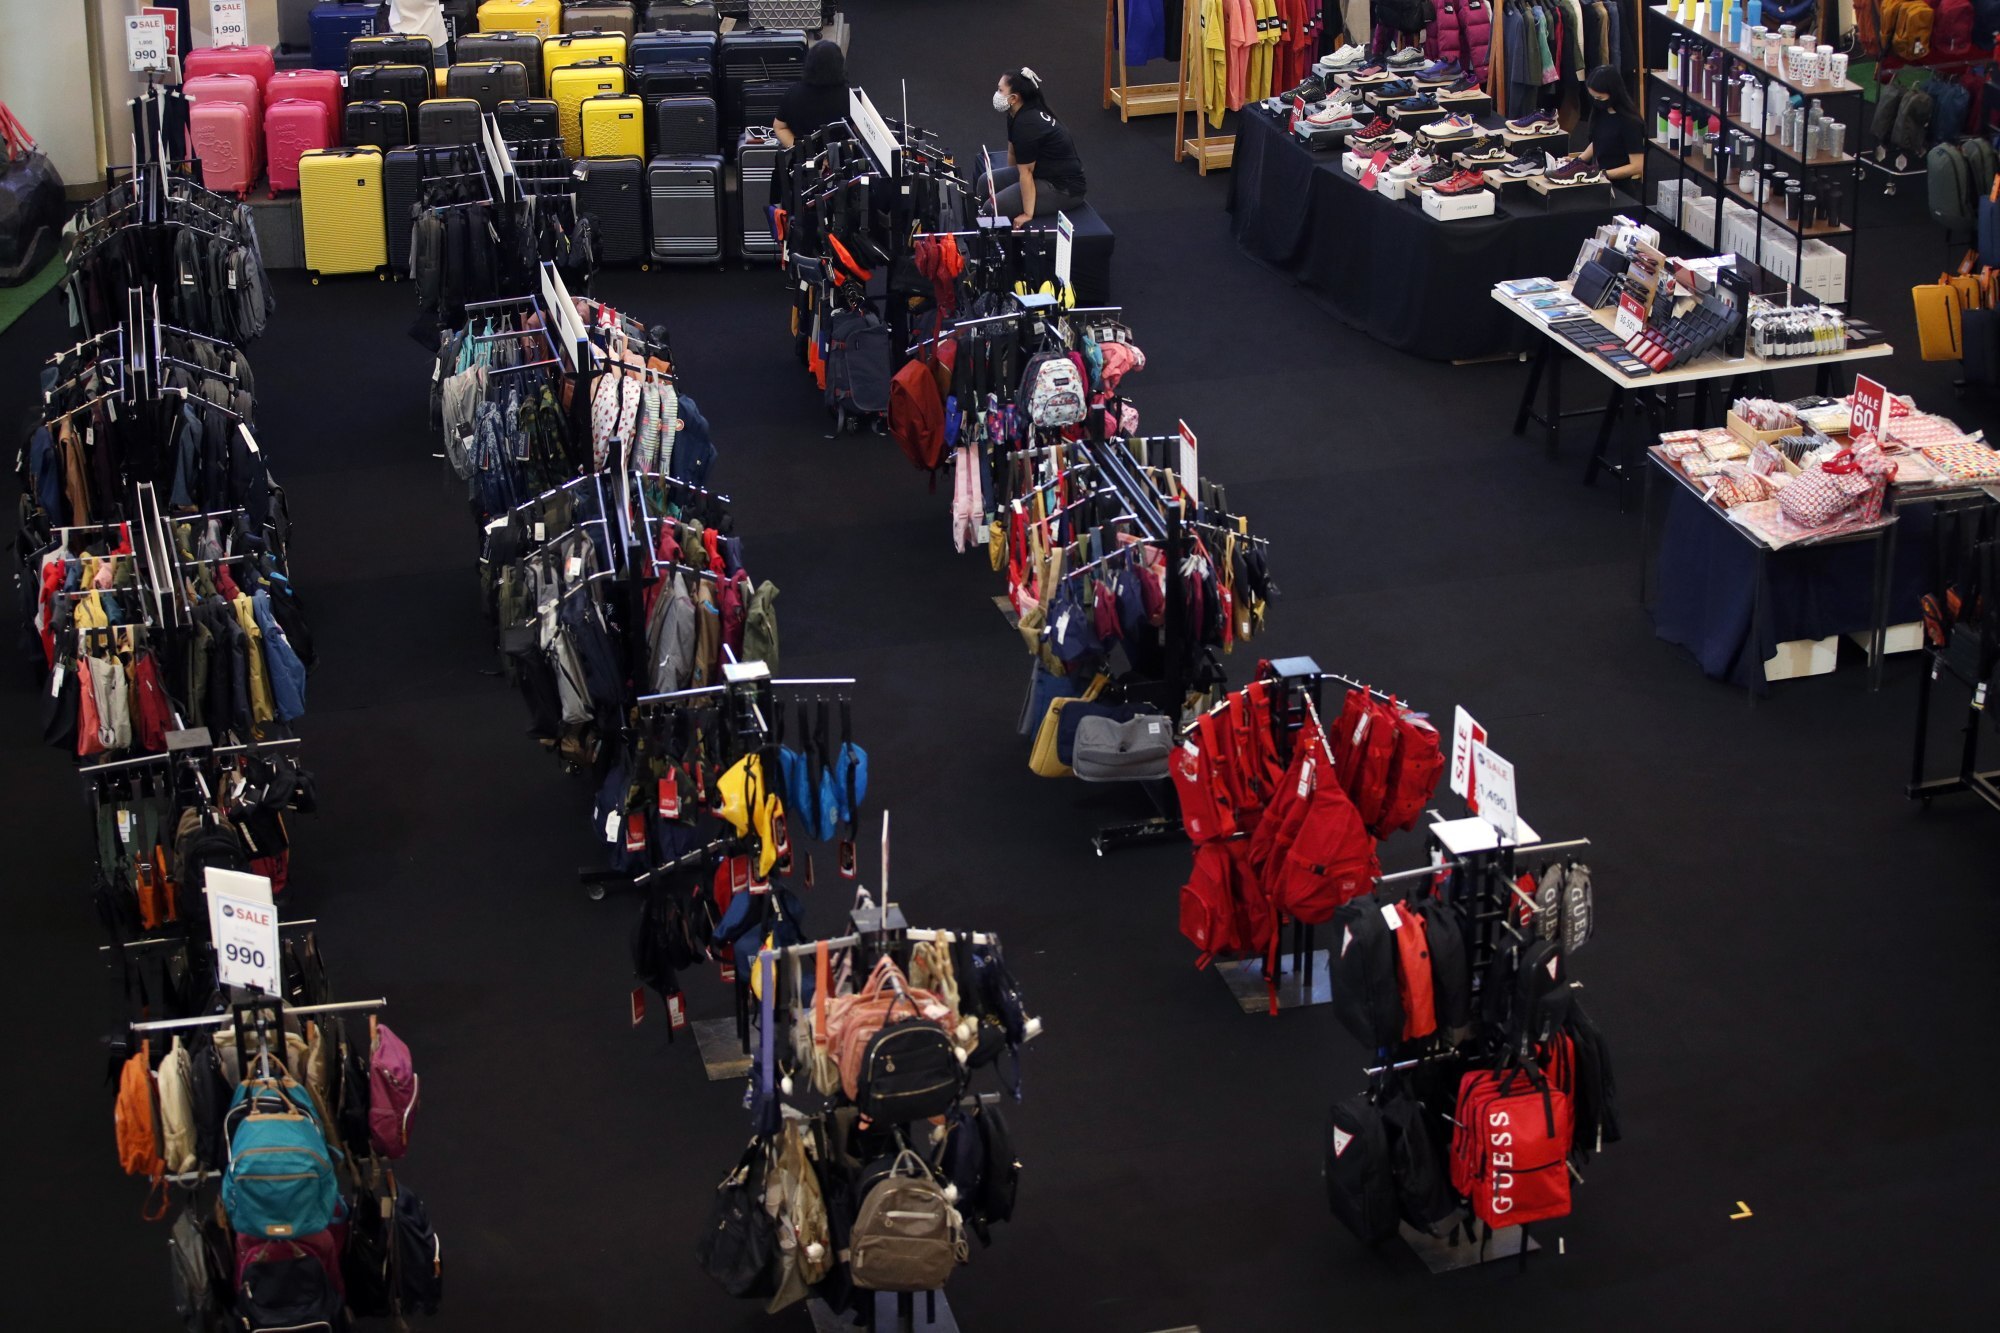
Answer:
[982,67,1089,227]
[1570,65,1645,184]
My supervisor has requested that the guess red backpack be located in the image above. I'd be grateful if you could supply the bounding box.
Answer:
[1451,1063,1575,1230]
[1375,708,1444,837]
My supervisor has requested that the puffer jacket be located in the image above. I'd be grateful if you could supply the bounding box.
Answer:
[1425,0,1493,75]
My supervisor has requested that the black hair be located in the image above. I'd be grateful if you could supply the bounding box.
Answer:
[803,39,846,87]
[1587,65,1637,119]
[1002,67,1049,112]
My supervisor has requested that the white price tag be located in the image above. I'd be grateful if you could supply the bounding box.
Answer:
[48,663,65,697]
[1449,706,1486,803]
[126,15,171,73]
[1054,211,1075,289]
[205,869,280,995]
[1380,902,1403,931]
[603,810,620,843]
[1177,419,1198,496]
[116,810,132,844]
[208,0,249,46]
[1469,740,1519,840]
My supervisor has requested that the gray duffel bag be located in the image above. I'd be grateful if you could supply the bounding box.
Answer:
[1071,711,1174,782]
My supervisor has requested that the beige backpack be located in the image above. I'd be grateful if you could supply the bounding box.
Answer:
[156,1037,197,1175]
[847,1150,967,1292]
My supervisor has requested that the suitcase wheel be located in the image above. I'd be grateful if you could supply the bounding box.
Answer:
[311,275,321,285]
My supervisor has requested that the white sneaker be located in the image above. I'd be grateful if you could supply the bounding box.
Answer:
[1324,44,1367,70]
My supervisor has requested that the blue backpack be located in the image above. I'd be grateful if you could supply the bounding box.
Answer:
[221,1074,341,1239]
[1932,76,1972,145]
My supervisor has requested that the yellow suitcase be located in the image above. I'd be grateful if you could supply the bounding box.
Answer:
[580,94,645,159]
[551,60,626,158]
[299,148,386,279]
[477,0,562,37]
[541,31,627,94]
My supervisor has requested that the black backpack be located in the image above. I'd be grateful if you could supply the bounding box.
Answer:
[185,1034,234,1172]
[976,1101,1020,1229]
[393,1182,444,1316]
[342,1183,395,1318]
[1412,898,1470,1035]
[1563,1001,1622,1162]
[696,1143,778,1298]
[856,1018,961,1123]
[235,1239,344,1333]
[1378,1082,1455,1234]
[630,879,705,1007]
[1324,1095,1399,1243]
[1482,936,1572,1044]
[335,1018,374,1158]
[1330,896,1404,1050]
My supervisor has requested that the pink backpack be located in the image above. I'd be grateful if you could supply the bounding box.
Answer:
[950,445,981,552]
[368,1020,419,1159]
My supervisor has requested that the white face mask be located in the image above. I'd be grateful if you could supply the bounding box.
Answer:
[993,90,1012,114]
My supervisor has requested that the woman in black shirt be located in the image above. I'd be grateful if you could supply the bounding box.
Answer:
[773,39,848,148]
[983,67,1088,226]
[1574,64,1644,184]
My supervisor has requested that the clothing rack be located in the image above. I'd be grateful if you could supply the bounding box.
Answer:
[1174,0,1235,174]
[129,996,386,1034]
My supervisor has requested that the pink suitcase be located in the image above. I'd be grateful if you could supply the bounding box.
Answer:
[265,99,331,195]
[267,69,345,141]
[183,73,264,129]
[183,43,277,91]
[190,101,260,197]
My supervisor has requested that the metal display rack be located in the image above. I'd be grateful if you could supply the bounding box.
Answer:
[1643,6,1863,302]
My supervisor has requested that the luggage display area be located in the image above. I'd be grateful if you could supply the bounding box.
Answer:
[2,2,1996,1330]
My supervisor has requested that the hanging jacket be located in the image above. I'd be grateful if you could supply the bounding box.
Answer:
[252,590,307,722]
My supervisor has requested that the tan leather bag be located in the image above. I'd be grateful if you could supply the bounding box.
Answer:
[1029,673,1109,778]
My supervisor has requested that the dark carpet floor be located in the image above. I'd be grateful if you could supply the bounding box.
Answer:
[3,5,1996,1329]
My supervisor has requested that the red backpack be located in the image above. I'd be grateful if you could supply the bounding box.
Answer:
[1225,681,1282,815]
[1178,838,1254,967]
[1375,709,1445,837]
[1451,1066,1575,1229]
[1937,0,1975,53]
[1171,714,1238,844]
[1347,695,1403,831]
[1390,902,1436,1040]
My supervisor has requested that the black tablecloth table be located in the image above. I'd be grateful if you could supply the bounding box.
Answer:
[1227,108,1620,361]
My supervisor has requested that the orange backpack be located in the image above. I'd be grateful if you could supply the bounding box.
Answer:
[114,1042,170,1218]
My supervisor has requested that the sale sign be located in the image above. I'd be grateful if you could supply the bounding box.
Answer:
[1449,706,1487,805]
[205,868,280,995]
[209,0,249,47]
[1850,374,1887,444]
[1469,741,1519,840]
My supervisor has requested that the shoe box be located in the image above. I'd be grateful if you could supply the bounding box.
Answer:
[1423,187,1496,220]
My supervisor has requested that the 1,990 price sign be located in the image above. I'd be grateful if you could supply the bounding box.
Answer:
[209,0,249,47]
[206,869,281,995]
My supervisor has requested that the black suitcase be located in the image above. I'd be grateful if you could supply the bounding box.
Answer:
[455,32,543,93]
[573,155,648,264]
[645,2,720,31]
[629,30,716,73]
[497,98,562,142]
[417,98,483,146]
[348,34,435,68]
[647,153,723,264]
[446,61,532,111]
[344,99,411,149]
[385,144,482,269]
[738,80,785,134]
[348,63,432,115]
[653,95,718,155]
[734,127,781,262]
[635,64,714,104]
[718,29,805,132]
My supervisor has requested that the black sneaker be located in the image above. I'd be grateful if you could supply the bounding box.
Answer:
[1416,160,1458,187]
[1457,136,1511,165]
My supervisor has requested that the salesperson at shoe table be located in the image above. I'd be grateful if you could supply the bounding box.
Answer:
[1569,65,1646,184]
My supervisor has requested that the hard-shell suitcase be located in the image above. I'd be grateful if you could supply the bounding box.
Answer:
[735,126,780,260]
[563,3,639,35]
[497,97,561,141]
[267,68,345,140]
[386,144,481,267]
[477,0,563,36]
[629,30,716,73]
[645,2,720,31]
[281,0,317,49]
[456,30,544,89]
[582,94,647,157]
[440,0,480,43]
[542,31,628,92]
[310,3,388,68]
[266,99,333,194]
[718,28,804,131]
[738,80,784,134]
[418,98,484,145]
[347,33,435,67]
[344,99,412,148]
[446,60,532,109]
[652,95,717,154]
[551,60,627,157]
[185,45,278,91]
[185,73,266,128]
[300,147,388,275]
[190,101,261,198]
[647,153,723,263]
[348,63,432,114]
[635,64,714,105]
[573,155,648,263]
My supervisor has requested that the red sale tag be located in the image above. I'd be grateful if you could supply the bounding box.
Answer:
[719,959,737,984]
[1851,374,1887,445]
[666,992,687,1030]
[624,812,647,853]
[658,776,679,820]
[629,986,646,1027]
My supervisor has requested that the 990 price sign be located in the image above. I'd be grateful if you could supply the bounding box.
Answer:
[125,14,171,72]
[206,870,281,995]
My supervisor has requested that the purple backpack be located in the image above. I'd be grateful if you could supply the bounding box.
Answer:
[368,1021,419,1159]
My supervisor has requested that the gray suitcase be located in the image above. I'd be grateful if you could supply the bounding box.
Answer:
[447,61,532,111]
[653,95,717,155]
[647,153,723,264]
[564,2,639,33]
[645,2,720,31]
[735,127,780,260]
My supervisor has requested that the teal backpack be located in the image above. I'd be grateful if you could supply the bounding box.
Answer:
[221,1070,341,1239]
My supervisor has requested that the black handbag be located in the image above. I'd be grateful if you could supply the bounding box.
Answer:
[696,1142,779,1298]
[0,103,63,285]
[855,1017,961,1122]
